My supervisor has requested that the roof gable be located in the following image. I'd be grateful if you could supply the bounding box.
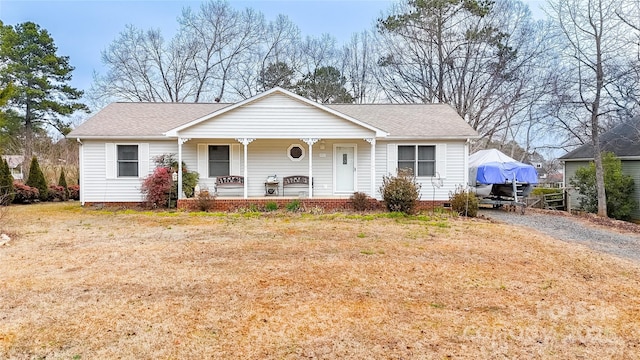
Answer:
[165,87,387,137]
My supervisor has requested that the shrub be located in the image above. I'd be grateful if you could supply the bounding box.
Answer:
[68,185,80,200]
[47,185,67,202]
[286,199,301,212]
[265,201,278,212]
[195,189,215,212]
[181,171,199,198]
[350,191,373,211]
[153,153,199,198]
[449,186,479,217]
[531,187,562,196]
[26,157,48,201]
[0,159,14,205]
[379,169,422,214]
[141,167,172,208]
[12,181,39,203]
[58,168,69,200]
[569,152,637,220]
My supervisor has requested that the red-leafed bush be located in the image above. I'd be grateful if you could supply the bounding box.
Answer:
[12,181,39,204]
[141,167,173,208]
[47,185,67,202]
[68,185,80,200]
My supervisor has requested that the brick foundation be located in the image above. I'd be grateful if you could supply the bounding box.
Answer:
[84,199,448,212]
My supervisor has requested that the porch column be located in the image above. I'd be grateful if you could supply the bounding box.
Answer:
[302,138,319,198]
[236,138,255,199]
[365,137,376,197]
[177,137,190,199]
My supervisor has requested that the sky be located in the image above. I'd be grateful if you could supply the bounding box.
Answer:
[0,0,546,100]
[0,0,398,95]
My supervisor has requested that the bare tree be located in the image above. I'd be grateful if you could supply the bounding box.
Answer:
[179,1,265,102]
[341,31,381,103]
[375,0,552,147]
[547,0,638,217]
[94,25,197,102]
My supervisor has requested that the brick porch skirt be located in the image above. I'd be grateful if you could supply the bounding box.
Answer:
[83,199,448,212]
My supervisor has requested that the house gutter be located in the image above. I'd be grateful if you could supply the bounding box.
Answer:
[66,136,170,140]
[385,135,480,141]
[76,137,85,206]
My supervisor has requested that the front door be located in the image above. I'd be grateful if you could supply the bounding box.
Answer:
[335,145,356,193]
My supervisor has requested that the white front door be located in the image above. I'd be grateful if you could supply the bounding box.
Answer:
[335,145,356,193]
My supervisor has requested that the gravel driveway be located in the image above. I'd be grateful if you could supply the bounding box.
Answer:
[479,208,640,262]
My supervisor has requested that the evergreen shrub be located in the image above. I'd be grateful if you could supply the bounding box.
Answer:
[58,168,69,200]
[350,191,373,211]
[569,152,637,220]
[68,185,80,200]
[0,159,14,205]
[26,157,48,201]
[379,169,421,214]
[47,185,67,202]
[449,186,479,217]
[13,181,39,203]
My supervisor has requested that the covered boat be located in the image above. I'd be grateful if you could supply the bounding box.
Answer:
[469,149,538,199]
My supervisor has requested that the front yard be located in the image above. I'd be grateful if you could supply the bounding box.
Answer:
[1,203,639,358]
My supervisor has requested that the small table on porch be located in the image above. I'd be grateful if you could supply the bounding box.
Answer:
[264,181,279,196]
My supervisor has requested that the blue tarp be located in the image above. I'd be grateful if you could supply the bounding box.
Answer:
[475,161,539,185]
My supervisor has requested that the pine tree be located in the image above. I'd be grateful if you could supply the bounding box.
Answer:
[58,167,68,200]
[0,158,14,205]
[26,156,48,201]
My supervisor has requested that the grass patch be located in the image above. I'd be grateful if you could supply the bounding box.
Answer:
[0,203,639,358]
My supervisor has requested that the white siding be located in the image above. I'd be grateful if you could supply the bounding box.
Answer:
[375,140,467,201]
[80,140,177,203]
[180,139,371,197]
[179,93,375,139]
[80,138,469,202]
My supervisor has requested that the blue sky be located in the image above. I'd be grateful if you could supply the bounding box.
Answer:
[1,0,398,94]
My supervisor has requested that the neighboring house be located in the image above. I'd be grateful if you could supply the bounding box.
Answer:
[67,87,478,208]
[1,155,25,180]
[560,116,640,218]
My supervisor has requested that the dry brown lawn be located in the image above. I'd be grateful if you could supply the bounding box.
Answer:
[1,203,639,359]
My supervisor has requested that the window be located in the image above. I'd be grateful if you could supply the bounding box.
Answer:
[398,145,435,177]
[287,144,305,161]
[209,145,230,177]
[117,145,139,177]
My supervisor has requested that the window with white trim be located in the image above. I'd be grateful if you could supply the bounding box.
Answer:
[208,145,230,177]
[398,145,435,177]
[117,145,139,177]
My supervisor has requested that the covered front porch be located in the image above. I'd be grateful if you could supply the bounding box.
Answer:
[175,137,379,200]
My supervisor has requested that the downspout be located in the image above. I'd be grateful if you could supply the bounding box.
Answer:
[178,138,184,200]
[464,138,470,188]
[76,137,84,206]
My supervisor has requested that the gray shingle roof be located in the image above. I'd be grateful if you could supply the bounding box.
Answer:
[560,116,640,160]
[328,103,477,139]
[68,98,477,140]
[68,102,230,137]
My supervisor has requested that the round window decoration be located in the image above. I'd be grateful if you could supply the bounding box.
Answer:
[287,144,305,161]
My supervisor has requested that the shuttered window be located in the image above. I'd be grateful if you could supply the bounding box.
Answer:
[208,145,230,177]
[398,145,435,177]
[117,145,139,177]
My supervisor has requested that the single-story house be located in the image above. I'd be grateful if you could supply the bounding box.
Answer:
[67,87,479,209]
[1,155,25,180]
[560,116,640,218]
